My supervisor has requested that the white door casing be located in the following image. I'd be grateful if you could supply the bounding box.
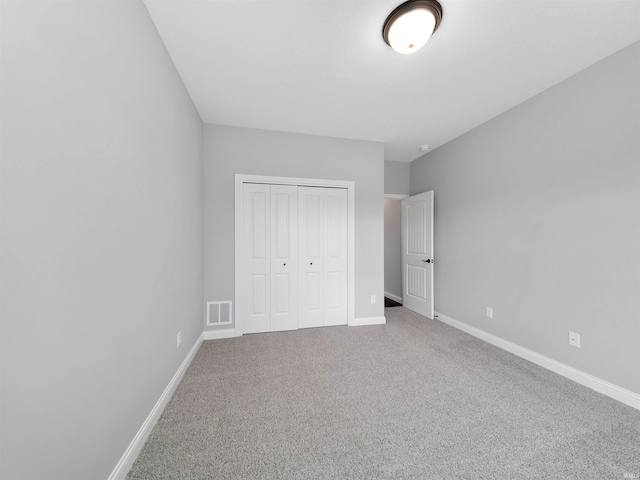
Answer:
[402,191,434,319]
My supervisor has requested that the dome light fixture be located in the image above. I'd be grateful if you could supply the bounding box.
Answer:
[382,0,443,54]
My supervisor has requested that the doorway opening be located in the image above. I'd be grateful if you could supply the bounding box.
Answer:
[384,196,405,307]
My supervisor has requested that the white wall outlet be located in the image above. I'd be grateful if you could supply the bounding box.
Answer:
[486,307,493,319]
[177,331,182,348]
[569,331,580,348]
[371,295,376,304]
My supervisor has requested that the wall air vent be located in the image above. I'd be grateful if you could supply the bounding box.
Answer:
[206,301,232,326]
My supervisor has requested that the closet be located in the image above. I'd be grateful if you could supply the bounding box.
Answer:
[240,182,348,334]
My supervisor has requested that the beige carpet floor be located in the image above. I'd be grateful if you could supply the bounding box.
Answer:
[127,307,640,479]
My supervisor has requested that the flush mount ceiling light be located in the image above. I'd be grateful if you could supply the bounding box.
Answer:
[382,0,443,54]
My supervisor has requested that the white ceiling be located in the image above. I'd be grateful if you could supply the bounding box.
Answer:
[143,0,640,163]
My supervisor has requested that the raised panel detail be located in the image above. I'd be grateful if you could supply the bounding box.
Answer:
[251,274,267,314]
[274,273,290,314]
[406,265,427,300]
[326,271,341,310]
[252,193,267,259]
[326,195,341,259]
[306,195,322,259]
[407,202,427,256]
[274,193,290,259]
[306,272,321,311]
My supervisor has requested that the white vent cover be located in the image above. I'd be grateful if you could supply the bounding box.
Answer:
[206,301,232,326]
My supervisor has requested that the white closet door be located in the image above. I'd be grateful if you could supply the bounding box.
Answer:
[298,187,324,329]
[298,187,348,328]
[242,182,347,334]
[242,183,271,334]
[270,185,298,332]
[323,188,348,326]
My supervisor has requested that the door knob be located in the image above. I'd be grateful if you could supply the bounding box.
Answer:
[283,263,286,266]
[422,259,433,263]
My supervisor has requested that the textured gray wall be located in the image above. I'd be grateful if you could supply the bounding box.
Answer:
[0,2,204,478]
[384,199,402,299]
[384,161,410,195]
[204,124,385,329]
[410,42,640,394]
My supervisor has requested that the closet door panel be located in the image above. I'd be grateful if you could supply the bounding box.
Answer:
[242,184,271,334]
[270,185,298,332]
[242,182,348,334]
[324,188,348,326]
[298,187,324,329]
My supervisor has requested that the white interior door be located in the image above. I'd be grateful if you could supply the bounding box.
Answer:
[298,187,324,328]
[298,187,348,328]
[242,184,298,334]
[270,185,298,332]
[242,183,271,334]
[323,188,348,326]
[402,191,434,319]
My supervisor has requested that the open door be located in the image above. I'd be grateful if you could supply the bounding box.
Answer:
[401,191,434,319]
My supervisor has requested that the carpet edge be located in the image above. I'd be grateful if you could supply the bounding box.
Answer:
[107,332,204,480]
[435,311,640,411]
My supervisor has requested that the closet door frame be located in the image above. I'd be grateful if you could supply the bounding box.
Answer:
[235,174,355,336]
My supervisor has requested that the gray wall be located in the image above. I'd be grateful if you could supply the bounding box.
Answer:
[204,124,385,328]
[384,160,410,195]
[384,199,402,299]
[410,42,640,394]
[0,2,204,478]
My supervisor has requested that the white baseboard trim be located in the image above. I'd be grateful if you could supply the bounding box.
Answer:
[384,291,402,304]
[203,328,240,340]
[434,311,640,411]
[350,316,386,327]
[107,333,204,480]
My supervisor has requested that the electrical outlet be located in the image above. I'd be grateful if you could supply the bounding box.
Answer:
[371,295,376,304]
[486,307,493,319]
[177,331,182,348]
[569,331,580,348]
